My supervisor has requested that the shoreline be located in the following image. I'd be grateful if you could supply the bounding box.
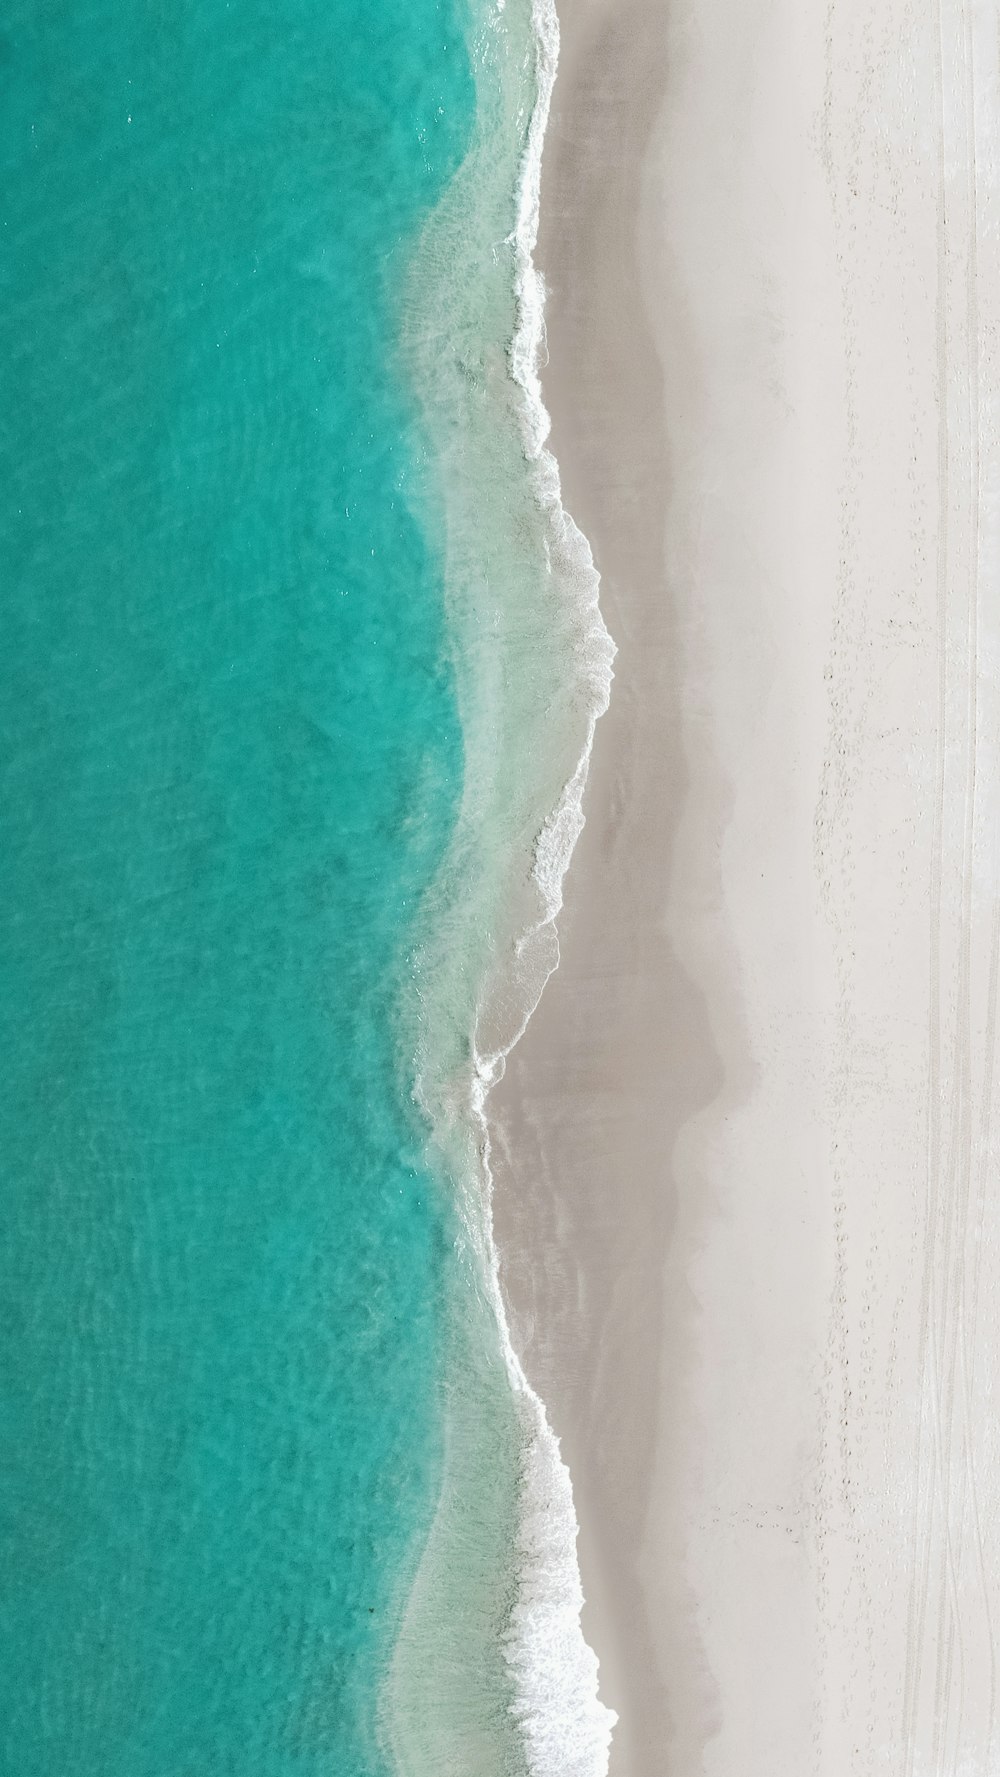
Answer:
[387,0,619,1769]
[493,0,706,1767]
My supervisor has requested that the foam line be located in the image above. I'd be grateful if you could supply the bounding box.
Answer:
[471,1,619,1769]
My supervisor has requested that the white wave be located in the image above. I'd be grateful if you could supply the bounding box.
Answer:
[387,0,619,1766]
[469,0,619,1770]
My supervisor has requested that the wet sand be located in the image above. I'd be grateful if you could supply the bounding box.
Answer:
[496,0,715,1767]
[495,0,1000,1772]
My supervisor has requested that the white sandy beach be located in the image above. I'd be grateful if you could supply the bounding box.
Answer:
[494,0,1000,1771]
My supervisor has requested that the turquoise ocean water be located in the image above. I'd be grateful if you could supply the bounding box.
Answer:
[0,0,615,1772]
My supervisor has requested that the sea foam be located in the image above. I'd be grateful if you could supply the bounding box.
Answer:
[471,0,618,1770]
[389,0,617,1769]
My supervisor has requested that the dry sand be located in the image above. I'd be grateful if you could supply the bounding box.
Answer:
[493,0,1000,1771]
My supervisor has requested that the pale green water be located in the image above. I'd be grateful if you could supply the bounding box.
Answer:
[0,2,472,1772]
